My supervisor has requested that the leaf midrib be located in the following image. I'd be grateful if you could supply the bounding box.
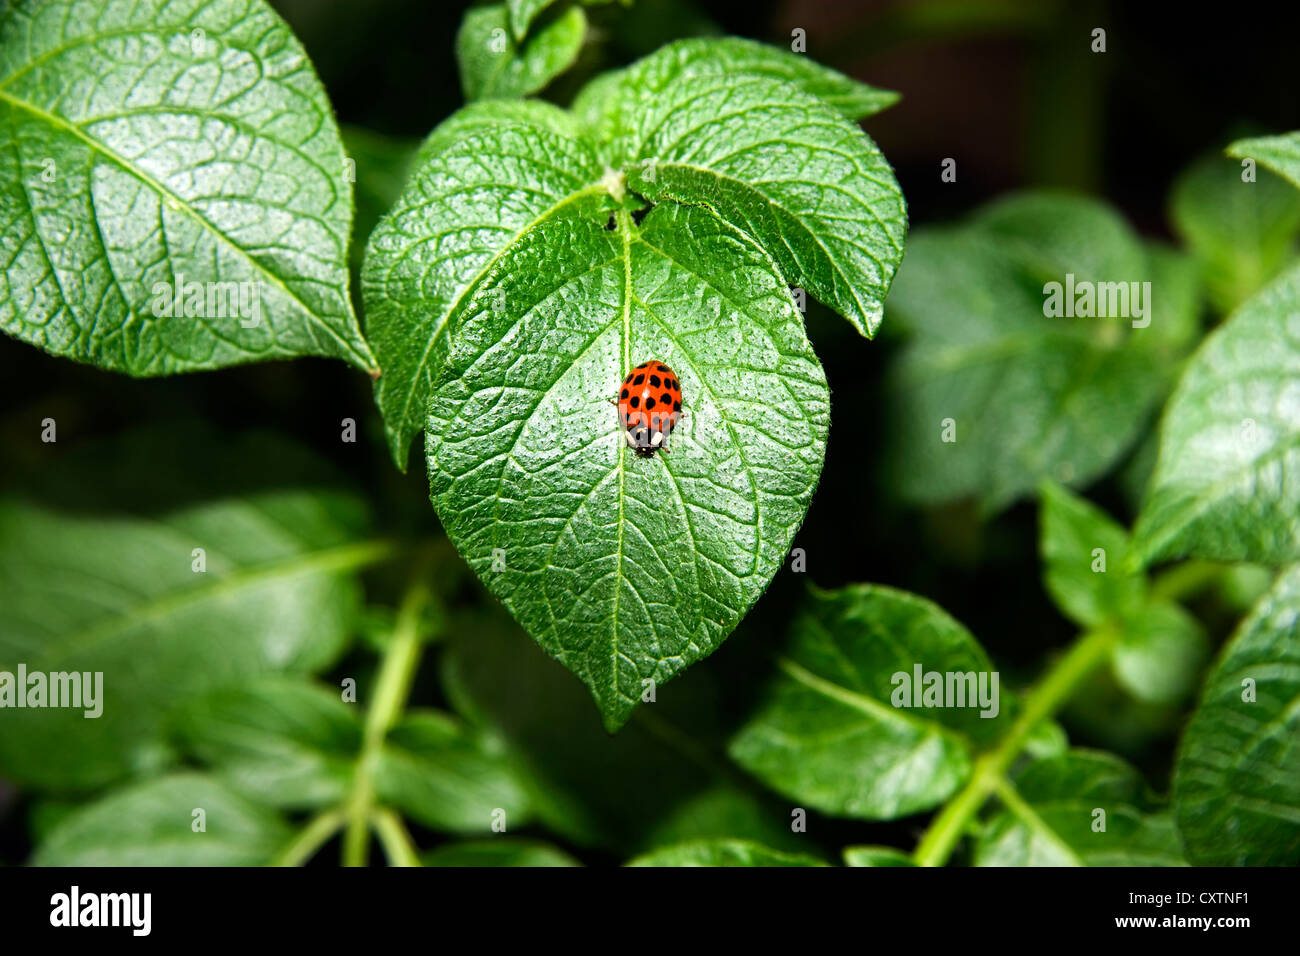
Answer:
[0,86,374,369]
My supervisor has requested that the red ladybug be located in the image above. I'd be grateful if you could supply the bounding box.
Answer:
[617,360,683,458]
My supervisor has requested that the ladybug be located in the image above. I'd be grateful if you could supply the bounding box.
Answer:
[617,360,683,457]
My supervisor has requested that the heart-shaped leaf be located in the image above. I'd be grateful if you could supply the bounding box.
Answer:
[426,200,828,729]
[0,0,374,373]
[1174,564,1300,865]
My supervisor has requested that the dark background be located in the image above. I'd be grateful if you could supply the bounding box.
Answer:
[3,0,1298,863]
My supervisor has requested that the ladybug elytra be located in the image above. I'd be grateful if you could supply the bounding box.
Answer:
[617,360,683,458]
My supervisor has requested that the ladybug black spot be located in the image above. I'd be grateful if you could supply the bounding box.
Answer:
[656,364,669,372]
[646,397,656,410]
[649,374,661,388]
[621,388,629,399]
[674,400,681,411]
[661,392,671,405]
[633,374,644,385]
[630,396,640,408]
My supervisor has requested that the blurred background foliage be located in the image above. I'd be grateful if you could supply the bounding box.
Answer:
[2,0,1299,865]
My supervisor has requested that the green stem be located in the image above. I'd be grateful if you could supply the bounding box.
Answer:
[1150,559,1226,604]
[342,562,434,867]
[371,808,423,867]
[912,625,1117,867]
[272,809,345,867]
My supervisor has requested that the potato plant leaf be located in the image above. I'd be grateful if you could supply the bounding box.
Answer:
[1133,260,1300,565]
[601,41,907,337]
[171,677,361,810]
[0,430,373,790]
[426,201,828,729]
[974,750,1185,866]
[1227,131,1300,192]
[728,584,1011,820]
[1169,151,1300,314]
[884,194,1178,511]
[456,3,586,101]
[33,773,291,866]
[626,838,826,867]
[375,709,535,833]
[0,0,375,373]
[1174,565,1300,865]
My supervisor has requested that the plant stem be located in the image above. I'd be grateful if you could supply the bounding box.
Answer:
[342,562,434,867]
[272,809,345,867]
[1150,559,1226,604]
[912,625,1117,867]
[371,808,423,867]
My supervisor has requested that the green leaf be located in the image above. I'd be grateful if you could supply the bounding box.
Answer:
[0,429,373,790]
[601,41,907,337]
[171,677,361,810]
[883,193,1170,511]
[362,121,605,468]
[974,751,1185,866]
[457,3,586,101]
[413,99,578,170]
[577,37,898,129]
[1227,131,1300,193]
[424,838,579,866]
[1111,601,1207,705]
[729,584,1010,820]
[843,845,916,866]
[507,0,561,41]
[1039,481,1145,629]
[626,838,826,867]
[639,785,816,856]
[1174,565,1300,865]
[426,201,828,729]
[0,0,375,373]
[1133,260,1300,566]
[375,710,534,833]
[1169,151,1300,314]
[32,773,291,866]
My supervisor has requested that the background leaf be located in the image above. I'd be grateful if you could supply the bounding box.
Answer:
[426,201,828,728]
[0,0,374,373]
[728,584,1011,820]
[625,838,825,866]
[456,3,586,102]
[375,709,534,833]
[32,773,291,866]
[1174,565,1300,865]
[1133,261,1300,565]
[974,751,1185,866]
[172,677,361,810]
[423,838,579,866]
[0,429,374,790]
[843,845,916,866]
[1169,151,1300,314]
[883,193,1177,511]
[1227,131,1300,192]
